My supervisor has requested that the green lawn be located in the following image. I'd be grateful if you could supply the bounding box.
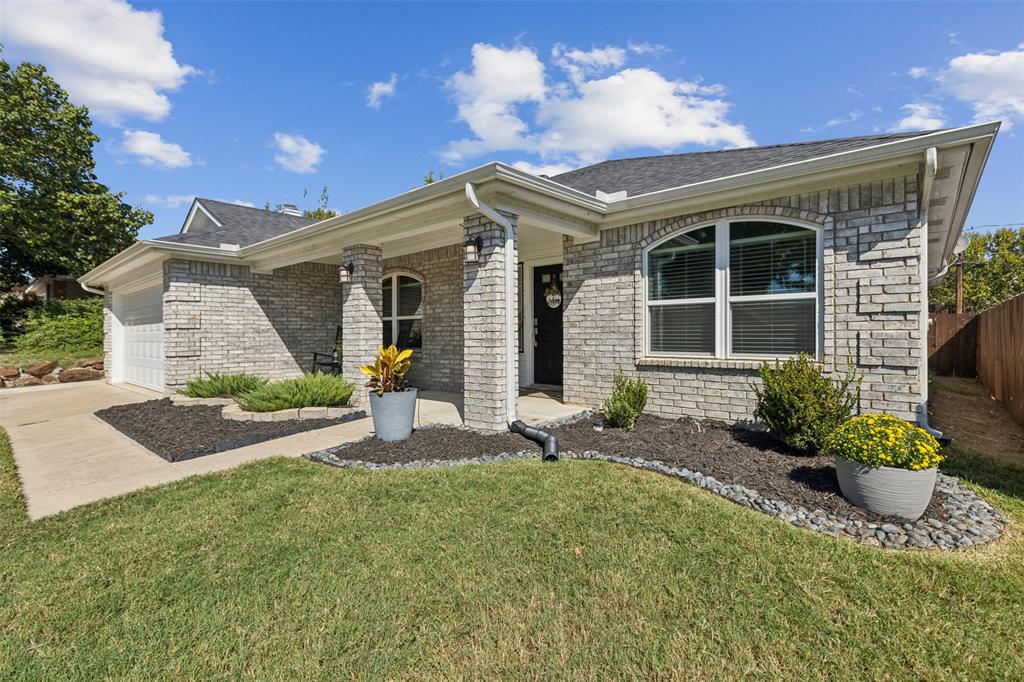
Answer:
[1,431,1022,679]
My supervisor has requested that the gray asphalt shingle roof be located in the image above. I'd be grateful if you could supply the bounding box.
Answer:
[152,131,940,250]
[154,198,314,248]
[549,131,938,197]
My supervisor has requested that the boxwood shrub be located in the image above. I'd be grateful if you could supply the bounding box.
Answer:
[753,354,861,454]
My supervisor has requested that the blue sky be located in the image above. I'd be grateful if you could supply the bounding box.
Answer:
[2,1,1022,240]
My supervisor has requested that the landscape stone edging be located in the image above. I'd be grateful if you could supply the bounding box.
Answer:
[307,423,1009,553]
[169,393,365,422]
[0,358,104,388]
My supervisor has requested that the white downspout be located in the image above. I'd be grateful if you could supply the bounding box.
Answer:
[80,282,105,296]
[465,183,518,423]
[918,147,941,438]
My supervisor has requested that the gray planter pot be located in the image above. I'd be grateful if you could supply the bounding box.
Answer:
[834,455,938,521]
[368,388,418,442]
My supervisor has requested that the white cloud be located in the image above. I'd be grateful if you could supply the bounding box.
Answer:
[442,43,753,167]
[1,0,196,124]
[271,132,325,174]
[121,130,191,169]
[444,43,547,162]
[144,193,195,208]
[907,67,928,79]
[510,160,575,177]
[825,110,863,128]
[627,41,670,56]
[947,32,961,46]
[552,44,627,85]
[366,73,398,109]
[224,198,256,208]
[937,44,1024,127]
[890,103,946,132]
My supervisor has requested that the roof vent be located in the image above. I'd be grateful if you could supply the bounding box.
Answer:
[278,203,302,217]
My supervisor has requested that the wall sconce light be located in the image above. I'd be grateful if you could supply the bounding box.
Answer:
[464,236,482,264]
[338,261,355,284]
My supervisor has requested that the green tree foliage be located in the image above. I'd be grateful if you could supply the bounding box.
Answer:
[14,298,103,355]
[0,57,152,290]
[303,186,338,221]
[930,226,1024,312]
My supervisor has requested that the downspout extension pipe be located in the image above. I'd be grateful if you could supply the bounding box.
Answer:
[509,420,560,461]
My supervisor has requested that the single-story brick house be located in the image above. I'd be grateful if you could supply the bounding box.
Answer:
[80,123,999,432]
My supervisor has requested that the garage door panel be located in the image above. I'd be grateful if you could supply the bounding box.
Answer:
[121,287,164,391]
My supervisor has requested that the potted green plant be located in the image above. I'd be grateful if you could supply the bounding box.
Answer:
[826,414,944,520]
[360,345,416,442]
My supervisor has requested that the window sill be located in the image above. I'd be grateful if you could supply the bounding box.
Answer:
[636,356,767,371]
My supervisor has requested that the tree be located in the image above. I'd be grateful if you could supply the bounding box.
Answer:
[930,226,1024,312]
[302,185,338,221]
[422,170,444,185]
[0,57,152,291]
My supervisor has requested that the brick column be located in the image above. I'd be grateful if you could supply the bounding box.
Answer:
[341,244,383,407]
[463,213,517,432]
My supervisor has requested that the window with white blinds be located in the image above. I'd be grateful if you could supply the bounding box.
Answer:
[645,220,820,358]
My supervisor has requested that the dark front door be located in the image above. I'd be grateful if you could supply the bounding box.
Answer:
[533,264,563,385]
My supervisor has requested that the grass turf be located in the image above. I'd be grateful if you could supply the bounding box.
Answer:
[0,430,1021,679]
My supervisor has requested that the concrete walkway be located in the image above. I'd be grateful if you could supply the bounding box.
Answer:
[1,382,586,519]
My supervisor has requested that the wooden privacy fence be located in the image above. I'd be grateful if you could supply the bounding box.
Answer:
[929,292,1024,425]
[928,313,977,377]
[976,293,1024,425]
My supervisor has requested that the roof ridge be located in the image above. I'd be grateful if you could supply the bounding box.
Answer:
[552,129,942,175]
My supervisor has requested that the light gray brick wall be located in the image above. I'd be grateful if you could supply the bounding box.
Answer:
[340,245,383,407]
[382,244,463,391]
[463,213,518,432]
[563,174,924,423]
[162,259,342,391]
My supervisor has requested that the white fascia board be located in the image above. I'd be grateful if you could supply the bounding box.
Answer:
[238,163,606,259]
[181,199,222,233]
[937,126,998,269]
[79,239,243,287]
[602,123,1001,222]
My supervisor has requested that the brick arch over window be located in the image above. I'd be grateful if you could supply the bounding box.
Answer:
[638,205,831,252]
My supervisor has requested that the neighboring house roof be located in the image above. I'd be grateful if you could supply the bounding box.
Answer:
[155,198,314,248]
[549,131,938,197]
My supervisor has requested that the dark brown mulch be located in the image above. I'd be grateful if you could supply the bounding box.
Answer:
[326,414,946,523]
[96,399,345,462]
[332,426,538,463]
[551,414,945,523]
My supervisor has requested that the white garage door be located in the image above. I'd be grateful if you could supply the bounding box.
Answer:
[121,287,164,391]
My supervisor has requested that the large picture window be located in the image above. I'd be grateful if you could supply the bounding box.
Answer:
[645,219,820,358]
[382,273,423,349]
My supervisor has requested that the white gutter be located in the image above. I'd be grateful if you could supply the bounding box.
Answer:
[918,147,941,438]
[465,182,518,424]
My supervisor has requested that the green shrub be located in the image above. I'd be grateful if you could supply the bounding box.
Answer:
[753,354,861,454]
[237,373,354,412]
[14,298,103,355]
[602,373,649,428]
[182,372,268,398]
[825,414,942,471]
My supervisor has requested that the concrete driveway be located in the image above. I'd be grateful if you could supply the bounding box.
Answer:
[0,382,375,519]
[1,382,586,520]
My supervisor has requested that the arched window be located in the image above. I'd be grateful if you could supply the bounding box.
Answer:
[645,219,821,358]
[382,273,423,349]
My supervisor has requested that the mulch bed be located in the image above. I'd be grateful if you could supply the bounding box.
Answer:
[326,413,945,524]
[331,426,535,463]
[96,399,341,462]
[552,414,945,524]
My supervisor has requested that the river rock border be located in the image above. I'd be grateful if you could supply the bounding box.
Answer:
[307,428,1009,553]
[169,394,365,422]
